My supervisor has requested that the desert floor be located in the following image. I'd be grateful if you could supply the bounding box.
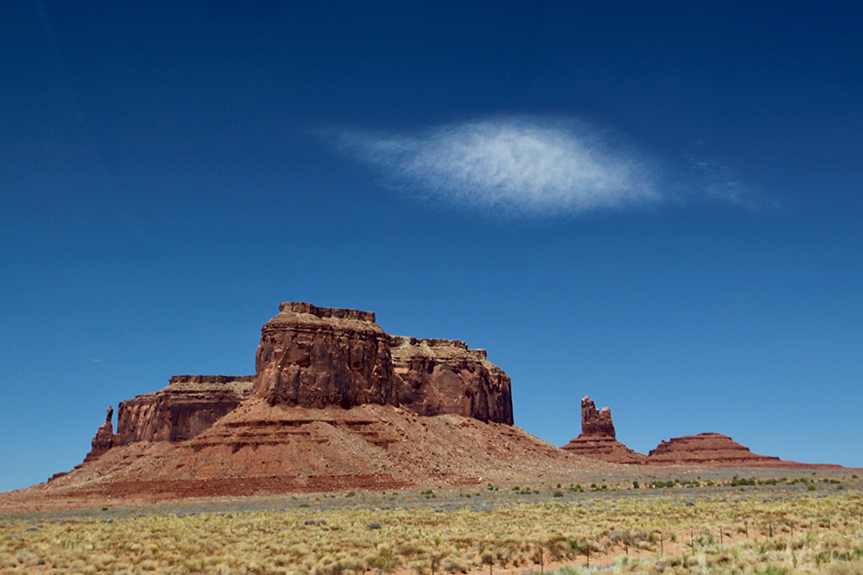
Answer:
[1,467,861,574]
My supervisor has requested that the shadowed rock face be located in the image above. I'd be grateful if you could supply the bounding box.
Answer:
[254,303,513,424]
[114,375,255,445]
[561,398,839,469]
[83,407,115,464]
[391,336,513,425]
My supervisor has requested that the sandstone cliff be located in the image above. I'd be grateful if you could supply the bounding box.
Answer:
[253,303,513,423]
[83,302,513,465]
[254,302,395,409]
[561,396,647,464]
[391,336,513,425]
[83,375,255,459]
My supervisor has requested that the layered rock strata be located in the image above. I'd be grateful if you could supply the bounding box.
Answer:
[561,396,647,464]
[390,336,513,424]
[254,302,395,409]
[38,398,611,502]
[84,375,255,457]
[646,432,783,467]
[83,302,513,465]
[253,303,513,423]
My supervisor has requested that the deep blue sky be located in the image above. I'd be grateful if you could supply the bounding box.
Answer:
[2,1,861,492]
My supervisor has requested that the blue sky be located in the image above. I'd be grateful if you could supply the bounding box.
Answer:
[2,1,861,492]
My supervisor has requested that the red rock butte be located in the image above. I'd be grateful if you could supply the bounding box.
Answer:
[561,396,647,464]
[561,397,841,469]
[32,302,613,503]
[254,302,513,423]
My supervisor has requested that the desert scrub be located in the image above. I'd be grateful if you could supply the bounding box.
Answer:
[1,480,861,574]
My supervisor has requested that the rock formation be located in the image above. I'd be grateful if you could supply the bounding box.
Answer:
[561,396,647,464]
[28,302,607,502]
[113,375,255,445]
[83,406,115,464]
[562,397,841,469]
[391,336,513,424]
[646,433,778,466]
[580,396,616,437]
[79,375,255,467]
[254,303,394,410]
[78,303,513,468]
[26,302,839,507]
[254,302,513,423]
[644,432,840,468]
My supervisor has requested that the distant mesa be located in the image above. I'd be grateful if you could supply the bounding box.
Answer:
[645,432,781,467]
[646,432,839,469]
[79,301,514,469]
[560,396,647,464]
[562,396,841,469]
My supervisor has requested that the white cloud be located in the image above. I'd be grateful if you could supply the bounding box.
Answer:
[336,116,660,216]
[333,115,764,217]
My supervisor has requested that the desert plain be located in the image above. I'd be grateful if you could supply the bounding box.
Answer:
[2,468,862,575]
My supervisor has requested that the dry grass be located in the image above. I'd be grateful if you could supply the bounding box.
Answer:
[1,475,861,574]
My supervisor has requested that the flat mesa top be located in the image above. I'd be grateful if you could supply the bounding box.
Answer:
[278,302,376,323]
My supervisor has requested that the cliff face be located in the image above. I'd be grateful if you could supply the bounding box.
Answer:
[113,375,255,445]
[253,303,513,424]
[84,302,514,464]
[254,303,395,409]
[391,336,513,425]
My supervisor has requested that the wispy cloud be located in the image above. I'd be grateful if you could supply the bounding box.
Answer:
[333,115,761,217]
[687,156,762,209]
